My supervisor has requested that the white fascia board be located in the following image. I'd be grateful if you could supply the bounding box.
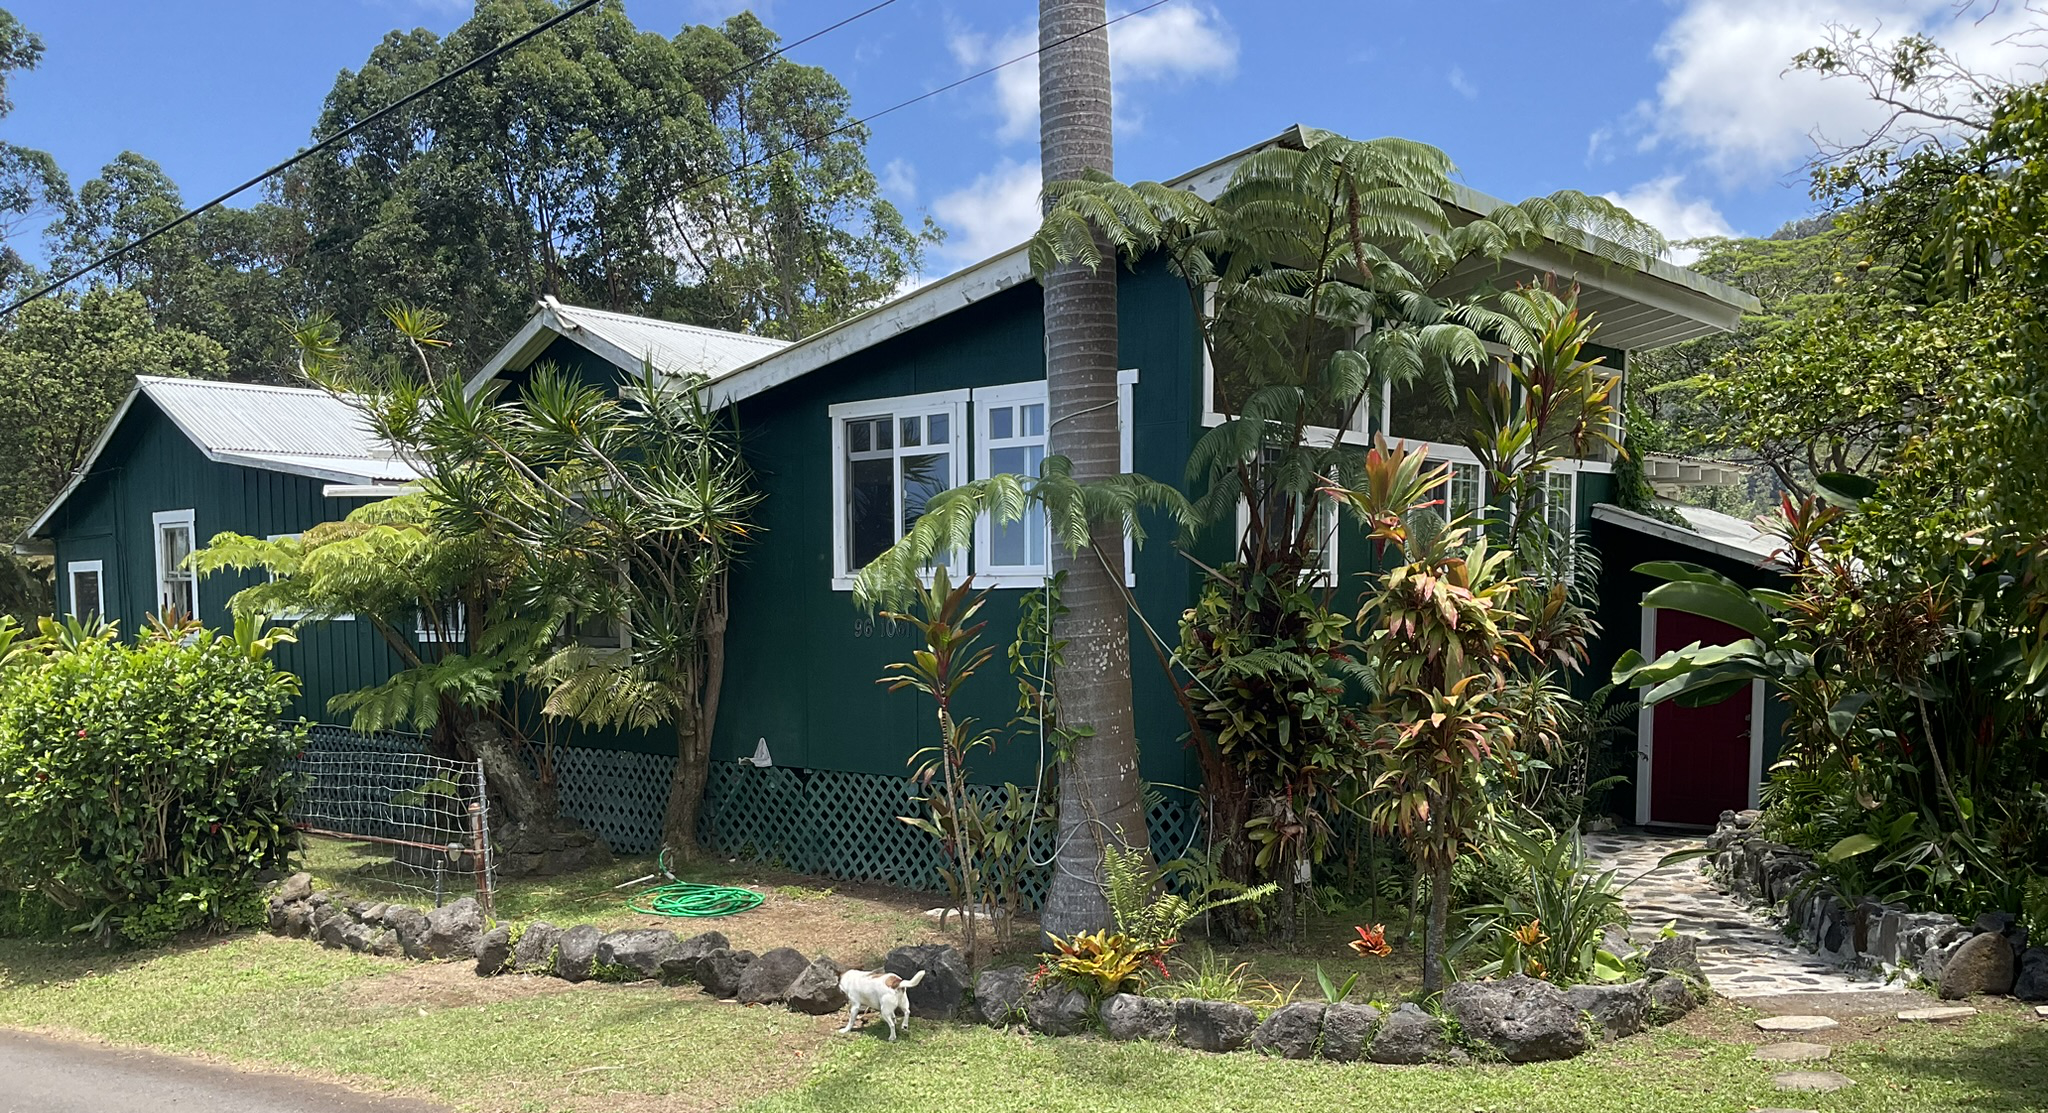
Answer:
[210,452,412,487]
[323,483,422,499]
[463,307,559,399]
[707,248,1036,409]
[20,385,144,542]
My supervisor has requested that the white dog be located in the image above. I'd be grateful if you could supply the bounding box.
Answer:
[836,967,927,1042]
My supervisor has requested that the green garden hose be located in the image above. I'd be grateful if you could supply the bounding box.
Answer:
[625,850,764,918]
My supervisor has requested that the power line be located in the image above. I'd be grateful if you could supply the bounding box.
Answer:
[5,0,909,316]
[654,0,1177,210]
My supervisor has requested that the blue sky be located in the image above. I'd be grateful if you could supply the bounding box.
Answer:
[5,1,2042,279]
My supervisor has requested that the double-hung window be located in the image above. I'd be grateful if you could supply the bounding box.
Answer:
[1441,460,1486,522]
[416,603,468,645]
[1543,469,1576,538]
[829,390,968,590]
[152,509,198,620]
[67,560,104,621]
[1236,447,1340,584]
[974,383,1050,579]
[829,376,1136,590]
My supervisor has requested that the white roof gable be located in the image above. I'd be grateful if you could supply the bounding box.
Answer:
[22,377,417,543]
[466,296,792,398]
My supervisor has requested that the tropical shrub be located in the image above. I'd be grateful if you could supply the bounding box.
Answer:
[0,616,305,944]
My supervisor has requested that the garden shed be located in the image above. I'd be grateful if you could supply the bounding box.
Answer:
[15,376,417,720]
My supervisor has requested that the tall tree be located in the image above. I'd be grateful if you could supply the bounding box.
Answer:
[0,8,64,300]
[289,1,929,364]
[1037,0,1145,938]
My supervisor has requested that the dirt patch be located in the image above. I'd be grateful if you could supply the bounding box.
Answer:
[338,960,585,1011]
[611,869,1043,968]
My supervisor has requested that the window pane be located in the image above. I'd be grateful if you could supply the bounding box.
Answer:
[72,571,100,617]
[166,577,195,619]
[851,419,871,453]
[900,416,921,447]
[901,451,949,535]
[990,444,1047,568]
[1023,403,1045,437]
[990,405,1013,441]
[1387,361,1495,445]
[875,417,893,451]
[162,525,192,575]
[848,456,894,567]
[927,412,947,445]
[1447,462,1483,519]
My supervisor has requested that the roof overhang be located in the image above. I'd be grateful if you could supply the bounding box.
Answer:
[705,125,1763,409]
[20,386,416,545]
[465,300,620,400]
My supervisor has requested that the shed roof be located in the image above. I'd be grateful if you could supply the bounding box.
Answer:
[466,296,792,398]
[22,376,418,543]
[1591,502,1786,570]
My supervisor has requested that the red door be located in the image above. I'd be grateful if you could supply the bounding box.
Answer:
[1647,609,1754,827]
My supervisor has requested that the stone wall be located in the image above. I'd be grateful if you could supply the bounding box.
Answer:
[1706,810,2046,1001]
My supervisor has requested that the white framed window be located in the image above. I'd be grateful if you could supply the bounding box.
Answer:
[974,382,1049,581]
[964,372,1138,589]
[1543,469,1577,538]
[416,603,467,645]
[829,389,968,590]
[1234,446,1340,585]
[66,560,104,621]
[1437,458,1487,522]
[151,509,198,621]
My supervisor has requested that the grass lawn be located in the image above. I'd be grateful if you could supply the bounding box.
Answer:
[3,930,2044,1113]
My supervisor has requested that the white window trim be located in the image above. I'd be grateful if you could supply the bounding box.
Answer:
[66,559,104,620]
[965,371,1138,591]
[828,388,970,592]
[264,534,353,622]
[416,602,468,644]
[151,509,198,621]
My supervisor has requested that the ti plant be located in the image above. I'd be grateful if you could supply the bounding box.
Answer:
[1337,439,1527,993]
[882,566,999,961]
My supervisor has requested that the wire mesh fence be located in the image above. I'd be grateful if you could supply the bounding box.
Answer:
[289,725,495,913]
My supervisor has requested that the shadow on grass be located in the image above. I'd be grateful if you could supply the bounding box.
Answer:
[1852,1014,2048,1112]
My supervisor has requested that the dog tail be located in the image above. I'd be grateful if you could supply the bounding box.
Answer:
[901,970,928,989]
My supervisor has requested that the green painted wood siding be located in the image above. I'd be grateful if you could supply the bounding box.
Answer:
[45,397,408,722]
[716,263,1203,790]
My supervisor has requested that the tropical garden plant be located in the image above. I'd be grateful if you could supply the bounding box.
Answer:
[0,613,304,945]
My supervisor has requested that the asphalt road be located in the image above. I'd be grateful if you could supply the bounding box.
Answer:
[0,1030,452,1113]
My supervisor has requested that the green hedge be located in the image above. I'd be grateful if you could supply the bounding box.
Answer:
[0,618,306,944]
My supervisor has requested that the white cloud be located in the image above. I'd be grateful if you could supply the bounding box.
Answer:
[928,159,1044,272]
[1632,1,2045,180]
[878,158,917,203]
[949,4,1239,145]
[1447,66,1478,101]
[1603,176,1738,265]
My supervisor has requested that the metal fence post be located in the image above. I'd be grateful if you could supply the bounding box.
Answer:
[470,758,494,920]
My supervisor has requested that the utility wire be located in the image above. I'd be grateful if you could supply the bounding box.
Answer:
[5,0,909,316]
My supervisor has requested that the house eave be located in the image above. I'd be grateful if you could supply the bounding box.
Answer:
[1591,503,1789,571]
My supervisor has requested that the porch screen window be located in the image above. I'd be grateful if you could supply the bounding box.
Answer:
[67,560,103,620]
[1238,446,1339,584]
[831,390,965,586]
[1383,360,1498,447]
[152,509,197,620]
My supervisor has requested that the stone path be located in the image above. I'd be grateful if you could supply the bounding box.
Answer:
[1583,831,1898,998]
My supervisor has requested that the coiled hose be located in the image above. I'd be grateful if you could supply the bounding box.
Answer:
[625,849,764,918]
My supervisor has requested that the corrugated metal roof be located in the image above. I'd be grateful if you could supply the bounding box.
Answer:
[547,301,791,380]
[136,376,419,483]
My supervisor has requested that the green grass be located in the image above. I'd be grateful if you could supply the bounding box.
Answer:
[4,929,2044,1113]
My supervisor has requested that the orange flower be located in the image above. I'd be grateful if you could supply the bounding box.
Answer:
[1512,919,1547,948]
[1349,924,1392,958]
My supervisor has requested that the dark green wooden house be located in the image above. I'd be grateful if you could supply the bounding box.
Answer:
[24,128,1775,884]
[16,376,418,720]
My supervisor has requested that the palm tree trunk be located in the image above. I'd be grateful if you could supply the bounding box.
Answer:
[1039,0,1148,940]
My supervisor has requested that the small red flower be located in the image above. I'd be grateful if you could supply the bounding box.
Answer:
[209,823,221,834]
[76,728,88,739]
[1349,924,1392,958]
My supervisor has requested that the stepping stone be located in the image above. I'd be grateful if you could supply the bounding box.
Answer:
[1752,1042,1832,1062]
[1756,1015,1839,1033]
[2036,1006,2048,1019]
[1773,1071,1854,1093]
[1898,1006,1977,1023]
